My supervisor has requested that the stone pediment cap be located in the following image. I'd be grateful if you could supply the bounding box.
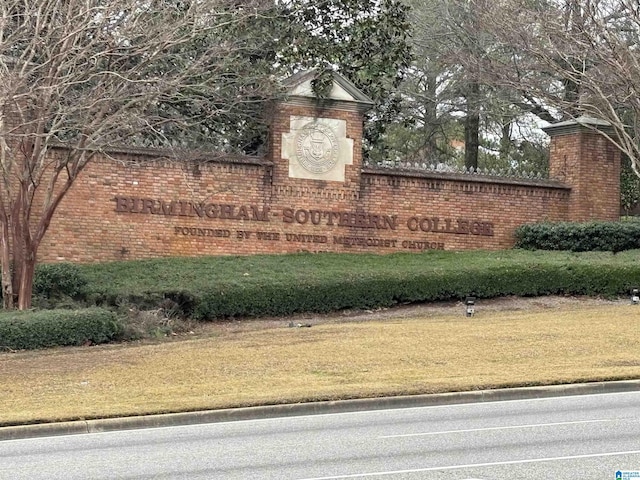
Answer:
[283,69,374,107]
[542,116,614,137]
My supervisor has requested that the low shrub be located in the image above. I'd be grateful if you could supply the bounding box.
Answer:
[79,251,640,321]
[191,262,640,320]
[515,220,640,252]
[0,308,123,351]
[33,263,89,300]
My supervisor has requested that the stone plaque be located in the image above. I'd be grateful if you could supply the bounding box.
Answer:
[282,116,354,182]
[295,123,339,174]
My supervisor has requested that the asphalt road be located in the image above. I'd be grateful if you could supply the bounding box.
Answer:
[2,391,640,480]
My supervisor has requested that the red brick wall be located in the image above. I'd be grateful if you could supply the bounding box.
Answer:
[35,103,620,264]
[41,156,274,262]
[39,155,572,263]
[358,171,569,251]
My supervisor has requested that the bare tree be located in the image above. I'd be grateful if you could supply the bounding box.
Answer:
[403,0,540,170]
[471,0,640,177]
[0,0,282,309]
[406,0,485,169]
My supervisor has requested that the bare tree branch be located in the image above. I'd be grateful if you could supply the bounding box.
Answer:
[465,0,640,177]
[0,0,283,308]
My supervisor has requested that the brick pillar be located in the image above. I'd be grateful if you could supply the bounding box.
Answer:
[268,70,373,200]
[270,101,366,187]
[544,117,621,221]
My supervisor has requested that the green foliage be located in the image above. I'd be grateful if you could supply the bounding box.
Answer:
[310,66,335,99]
[283,0,412,158]
[514,220,640,252]
[478,136,549,177]
[33,263,88,300]
[149,2,289,154]
[0,308,123,351]
[79,251,640,321]
[621,155,640,215]
[157,0,412,156]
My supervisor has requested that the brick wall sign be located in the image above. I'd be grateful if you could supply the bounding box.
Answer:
[37,73,620,263]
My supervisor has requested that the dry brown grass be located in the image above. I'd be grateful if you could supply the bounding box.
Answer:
[2,300,640,426]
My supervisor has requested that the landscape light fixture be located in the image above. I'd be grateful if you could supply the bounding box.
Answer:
[465,296,476,317]
[632,288,639,305]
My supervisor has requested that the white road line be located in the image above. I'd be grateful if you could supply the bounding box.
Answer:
[378,418,613,438]
[296,449,640,480]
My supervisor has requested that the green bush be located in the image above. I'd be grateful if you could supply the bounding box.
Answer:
[34,263,88,300]
[191,262,640,320]
[78,251,640,321]
[0,308,123,351]
[3,252,635,349]
[514,220,640,252]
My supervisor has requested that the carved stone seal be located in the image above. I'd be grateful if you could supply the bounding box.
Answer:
[295,123,339,174]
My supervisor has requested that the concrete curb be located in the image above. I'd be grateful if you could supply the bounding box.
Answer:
[2,380,639,441]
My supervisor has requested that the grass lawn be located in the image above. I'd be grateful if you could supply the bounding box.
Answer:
[80,249,640,296]
[2,299,639,426]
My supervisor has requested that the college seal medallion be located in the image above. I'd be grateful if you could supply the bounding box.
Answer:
[295,123,339,174]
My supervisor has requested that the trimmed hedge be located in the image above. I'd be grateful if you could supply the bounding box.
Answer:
[8,251,637,350]
[0,308,123,351]
[515,220,640,252]
[190,263,639,319]
[78,251,640,320]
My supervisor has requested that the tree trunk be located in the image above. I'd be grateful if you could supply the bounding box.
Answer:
[423,71,439,160]
[464,82,480,171]
[17,253,36,310]
[11,196,26,308]
[499,122,512,163]
[10,184,39,310]
[0,217,14,309]
[563,76,581,117]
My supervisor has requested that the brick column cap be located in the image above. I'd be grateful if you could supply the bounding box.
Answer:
[543,116,614,138]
